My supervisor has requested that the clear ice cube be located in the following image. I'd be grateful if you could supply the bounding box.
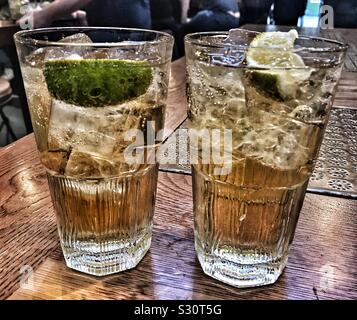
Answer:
[26,33,92,67]
[46,97,150,177]
[226,28,258,46]
[188,58,246,127]
[26,33,91,68]
[48,99,119,153]
[65,150,118,178]
[58,33,92,44]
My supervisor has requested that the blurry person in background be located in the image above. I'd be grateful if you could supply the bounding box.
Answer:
[17,0,151,29]
[239,0,307,26]
[86,0,151,28]
[187,0,202,18]
[239,0,272,25]
[173,0,190,24]
[0,0,10,20]
[180,0,240,34]
[150,0,180,32]
[150,0,189,60]
[274,0,307,26]
[150,0,189,29]
[323,0,357,28]
[176,0,239,58]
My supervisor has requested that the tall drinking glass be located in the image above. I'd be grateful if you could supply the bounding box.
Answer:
[185,30,347,287]
[15,28,173,276]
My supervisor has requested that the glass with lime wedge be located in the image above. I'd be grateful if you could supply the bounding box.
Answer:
[185,29,347,288]
[15,28,174,276]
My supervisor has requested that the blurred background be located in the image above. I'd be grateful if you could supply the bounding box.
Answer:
[0,0,356,146]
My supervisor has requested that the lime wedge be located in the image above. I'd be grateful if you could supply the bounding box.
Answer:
[249,67,312,100]
[250,30,298,49]
[246,30,312,100]
[44,59,152,107]
[247,48,305,69]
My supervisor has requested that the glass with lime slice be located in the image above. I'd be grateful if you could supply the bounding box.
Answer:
[185,29,347,288]
[15,28,174,276]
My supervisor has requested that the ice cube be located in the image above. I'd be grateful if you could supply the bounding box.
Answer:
[187,58,246,129]
[226,28,258,46]
[83,49,111,60]
[243,77,295,114]
[194,60,245,98]
[40,150,69,174]
[58,33,92,44]
[234,108,323,170]
[54,33,93,59]
[25,33,92,67]
[83,48,134,60]
[46,98,150,177]
[65,150,117,178]
[47,99,118,155]
[45,49,83,61]
[22,66,51,152]
[289,105,314,122]
[211,52,245,68]
[26,48,47,68]
[84,46,159,63]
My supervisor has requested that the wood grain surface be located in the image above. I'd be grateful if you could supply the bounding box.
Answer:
[334,72,357,108]
[0,135,356,300]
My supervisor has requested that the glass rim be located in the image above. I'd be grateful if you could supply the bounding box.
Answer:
[14,26,174,47]
[184,30,349,53]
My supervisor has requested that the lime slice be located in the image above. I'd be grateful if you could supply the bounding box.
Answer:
[44,59,152,107]
[250,29,298,49]
[249,67,312,100]
[246,30,312,100]
[247,48,305,69]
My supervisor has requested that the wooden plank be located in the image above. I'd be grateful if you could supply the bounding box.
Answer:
[334,72,357,108]
[2,168,356,300]
[0,136,58,299]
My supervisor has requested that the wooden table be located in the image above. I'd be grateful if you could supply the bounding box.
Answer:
[1,49,357,300]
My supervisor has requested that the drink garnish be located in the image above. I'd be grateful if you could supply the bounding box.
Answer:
[246,30,312,100]
[44,59,152,107]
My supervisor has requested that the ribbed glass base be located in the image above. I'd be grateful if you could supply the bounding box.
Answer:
[195,241,288,288]
[47,165,158,276]
[192,164,306,288]
[62,233,151,276]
